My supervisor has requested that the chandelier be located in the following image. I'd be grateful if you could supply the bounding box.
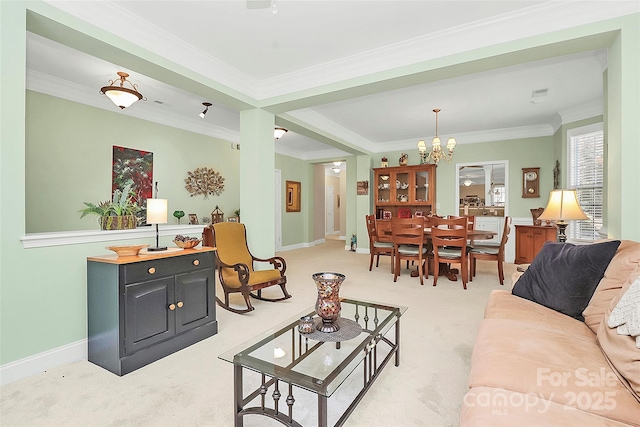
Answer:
[417,108,456,164]
[100,72,143,109]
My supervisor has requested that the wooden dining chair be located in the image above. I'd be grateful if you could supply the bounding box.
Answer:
[469,216,512,285]
[431,216,469,289]
[391,216,427,285]
[366,214,394,271]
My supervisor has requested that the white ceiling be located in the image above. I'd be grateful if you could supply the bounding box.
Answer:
[27,1,638,161]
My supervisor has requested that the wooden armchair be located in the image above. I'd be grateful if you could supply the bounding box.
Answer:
[202,222,291,314]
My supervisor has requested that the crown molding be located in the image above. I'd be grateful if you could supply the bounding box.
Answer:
[558,100,604,127]
[275,145,349,162]
[45,1,639,101]
[27,70,241,143]
[44,0,260,99]
[285,109,378,153]
[375,124,556,153]
[257,2,640,98]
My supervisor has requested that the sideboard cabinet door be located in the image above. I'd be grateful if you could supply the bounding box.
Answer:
[175,268,215,334]
[124,277,176,355]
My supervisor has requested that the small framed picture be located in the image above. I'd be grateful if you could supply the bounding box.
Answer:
[382,210,392,220]
[398,208,411,218]
[227,217,238,222]
[188,214,199,225]
[414,211,424,217]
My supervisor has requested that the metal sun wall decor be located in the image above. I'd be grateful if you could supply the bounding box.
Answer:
[185,167,225,199]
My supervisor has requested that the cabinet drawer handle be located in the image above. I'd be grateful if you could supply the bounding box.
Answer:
[193,259,200,266]
[148,267,156,274]
[177,301,184,308]
[169,303,176,311]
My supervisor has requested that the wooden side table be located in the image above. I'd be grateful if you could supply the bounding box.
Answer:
[514,225,557,264]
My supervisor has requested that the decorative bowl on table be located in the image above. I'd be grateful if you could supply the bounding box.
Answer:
[173,235,202,249]
[105,244,149,257]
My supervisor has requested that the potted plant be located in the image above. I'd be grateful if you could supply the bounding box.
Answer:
[79,183,141,230]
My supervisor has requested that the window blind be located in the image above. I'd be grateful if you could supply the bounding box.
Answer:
[568,129,603,241]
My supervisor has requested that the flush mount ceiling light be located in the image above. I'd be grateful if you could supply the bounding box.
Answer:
[332,167,341,173]
[199,102,212,119]
[463,178,473,186]
[100,72,143,109]
[274,127,288,139]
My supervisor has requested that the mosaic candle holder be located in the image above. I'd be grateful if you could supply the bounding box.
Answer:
[312,272,346,333]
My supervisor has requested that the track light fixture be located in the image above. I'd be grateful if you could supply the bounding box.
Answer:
[199,102,212,119]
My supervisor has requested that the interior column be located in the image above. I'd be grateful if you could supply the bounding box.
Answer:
[240,109,275,259]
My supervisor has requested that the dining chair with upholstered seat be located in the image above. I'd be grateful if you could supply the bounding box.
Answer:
[431,216,469,289]
[469,216,512,285]
[202,222,291,314]
[391,216,428,285]
[366,214,394,271]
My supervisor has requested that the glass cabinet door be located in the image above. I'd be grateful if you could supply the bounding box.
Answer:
[376,172,391,203]
[396,171,410,204]
[414,170,430,203]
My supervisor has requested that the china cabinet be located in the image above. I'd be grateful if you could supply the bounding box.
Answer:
[373,164,437,219]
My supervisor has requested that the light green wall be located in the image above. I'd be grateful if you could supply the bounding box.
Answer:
[26,91,240,232]
[275,154,310,247]
[2,1,639,368]
[375,136,557,219]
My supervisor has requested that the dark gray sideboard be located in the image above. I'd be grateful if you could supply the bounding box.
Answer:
[87,247,217,375]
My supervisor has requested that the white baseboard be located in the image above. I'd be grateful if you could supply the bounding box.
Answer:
[279,238,326,252]
[0,339,87,386]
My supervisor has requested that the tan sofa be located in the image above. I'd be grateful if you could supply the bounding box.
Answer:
[461,240,640,426]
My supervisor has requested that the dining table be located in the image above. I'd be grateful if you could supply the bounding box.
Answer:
[383,225,498,281]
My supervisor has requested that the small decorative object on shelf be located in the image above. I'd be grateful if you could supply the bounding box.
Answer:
[298,315,315,334]
[399,153,408,166]
[105,244,148,257]
[173,235,201,249]
[211,205,224,223]
[530,207,545,226]
[381,157,388,167]
[313,272,345,333]
[173,210,185,224]
[79,183,141,230]
[188,213,199,225]
[202,217,211,225]
[350,234,357,251]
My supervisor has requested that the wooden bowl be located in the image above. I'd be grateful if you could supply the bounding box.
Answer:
[173,239,202,249]
[105,244,149,257]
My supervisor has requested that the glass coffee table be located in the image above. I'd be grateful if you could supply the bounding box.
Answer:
[219,298,407,427]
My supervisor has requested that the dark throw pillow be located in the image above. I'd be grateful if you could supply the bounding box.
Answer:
[512,240,621,321]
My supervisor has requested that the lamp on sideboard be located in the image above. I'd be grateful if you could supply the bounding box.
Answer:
[146,182,168,251]
[538,189,589,243]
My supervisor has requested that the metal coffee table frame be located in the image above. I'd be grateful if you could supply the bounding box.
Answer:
[219,298,406,427]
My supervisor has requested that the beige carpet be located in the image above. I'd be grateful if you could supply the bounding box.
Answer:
[0,239,514,427]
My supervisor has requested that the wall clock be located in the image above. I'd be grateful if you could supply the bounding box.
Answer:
[522,167,540,198]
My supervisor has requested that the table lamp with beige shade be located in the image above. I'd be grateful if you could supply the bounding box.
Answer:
[538,189,589,243]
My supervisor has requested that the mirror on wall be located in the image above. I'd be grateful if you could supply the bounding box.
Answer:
[455,161,509,217]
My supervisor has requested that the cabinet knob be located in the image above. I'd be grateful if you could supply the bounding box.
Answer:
[169,303,176,311]
[148,267,156,274]
[192,259,200,266]
[177,301,184,308]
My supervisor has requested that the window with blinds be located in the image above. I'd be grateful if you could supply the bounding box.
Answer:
[567,124,603,241]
